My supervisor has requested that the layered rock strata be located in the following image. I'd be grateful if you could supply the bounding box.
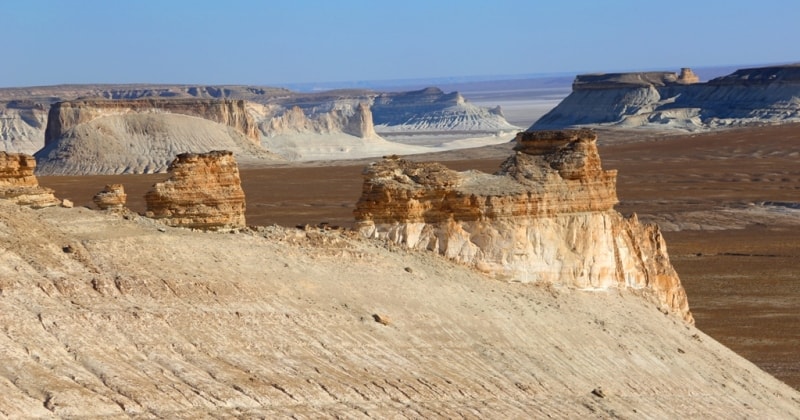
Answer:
[93,184,127,210]
[263,103,378,138]
[533,64,800,130]
[0,152,60,208]
[45,98,260,145]
[354,130,692,322]
[145,151,246,230]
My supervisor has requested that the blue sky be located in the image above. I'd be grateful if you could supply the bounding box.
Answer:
[2,0,799,87]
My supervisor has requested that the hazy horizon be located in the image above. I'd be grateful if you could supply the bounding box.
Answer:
[3,1,799,88]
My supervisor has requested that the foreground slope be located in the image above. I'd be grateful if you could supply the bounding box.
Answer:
[0,201,798,417]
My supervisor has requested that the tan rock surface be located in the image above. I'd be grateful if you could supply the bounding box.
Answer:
[0,152,60,208]
[145,150,246,230]
[355,130,692,322]
[0,199,797,417]
[92,184,127,210]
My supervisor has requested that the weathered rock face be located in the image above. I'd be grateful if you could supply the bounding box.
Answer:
[0,152,60,208]
[354,130,692,322]
[93,184,127,210]
[145,151,246,230]
[371,87,519,132]
[263,102,378,138]
[44,98,260,146]
[533,64,800,131]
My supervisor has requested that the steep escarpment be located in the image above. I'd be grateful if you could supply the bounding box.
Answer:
[371,87,519,132]
[145,150,246,231]
[0,152,60,208]
[533,64,800,131]
[355,129,692,322]
[35,99,280,175]
[44,98,260,144]
[261,102,378,138]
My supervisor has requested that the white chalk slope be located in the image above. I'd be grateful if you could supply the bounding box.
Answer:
[0,200,798,417]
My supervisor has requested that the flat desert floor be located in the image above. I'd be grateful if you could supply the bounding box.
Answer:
[39,123,800,390]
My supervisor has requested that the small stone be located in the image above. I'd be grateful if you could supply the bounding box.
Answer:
[61,199,74,208]
[372,314,391,326]
[404,267,413,273]
[591,387,605,398]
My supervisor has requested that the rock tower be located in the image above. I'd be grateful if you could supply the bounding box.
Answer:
[145,150,246,230]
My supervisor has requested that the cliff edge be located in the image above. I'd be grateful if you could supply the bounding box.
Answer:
[533,64,800,131]
[355,129,692,322]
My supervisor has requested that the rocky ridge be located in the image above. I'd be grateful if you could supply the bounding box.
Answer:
[0,152,60,208]
[0,84,516,162]
[355,130,692,322]
[532,64,800,131]
[145,150,246,231]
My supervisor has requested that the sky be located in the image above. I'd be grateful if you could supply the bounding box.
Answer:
[2,0,799,87]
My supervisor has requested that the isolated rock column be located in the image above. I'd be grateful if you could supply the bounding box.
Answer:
[145,150,246,230]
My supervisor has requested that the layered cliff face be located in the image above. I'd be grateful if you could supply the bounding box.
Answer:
[262,102,378,138]
[145,151,246,231]
[35,99,280,175]
[533,64,800,131]
[0,152,60,208]
[44,98,260,144]
[371,87,519,132]
[354,130,692,322]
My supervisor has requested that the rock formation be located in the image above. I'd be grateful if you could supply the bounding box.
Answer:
[371,87,519,132]
[34,99,280,175]
[263,103,378,138]
[44,98,261,144]
[145,150,246,230]
[92,184,127,210]
[533,64,800,131]
[0,152,60,208]
[354,130,692,322]
[677,67,700,84]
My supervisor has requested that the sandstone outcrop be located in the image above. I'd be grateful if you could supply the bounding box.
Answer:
[92,184,127,210]
[354,130,692,322]
[145,151,245,230]
[0,152,60,208]
[533,64,800,131]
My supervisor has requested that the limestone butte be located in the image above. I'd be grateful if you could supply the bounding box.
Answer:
[45,98,260,145]
[0,152,60,208]
[533,64,800,130]
[354,129,693,322]
[145,151,246,230]
[92,184,127,210]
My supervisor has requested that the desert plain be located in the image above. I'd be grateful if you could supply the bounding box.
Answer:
[37,122,800,392]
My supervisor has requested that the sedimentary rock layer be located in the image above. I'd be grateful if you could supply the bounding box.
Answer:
[93,184,127,210]
[354,130,692,322]
[44,98,260,144]
[145,150,245,230]
[533,64,800,130]
[0,152,60,208]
